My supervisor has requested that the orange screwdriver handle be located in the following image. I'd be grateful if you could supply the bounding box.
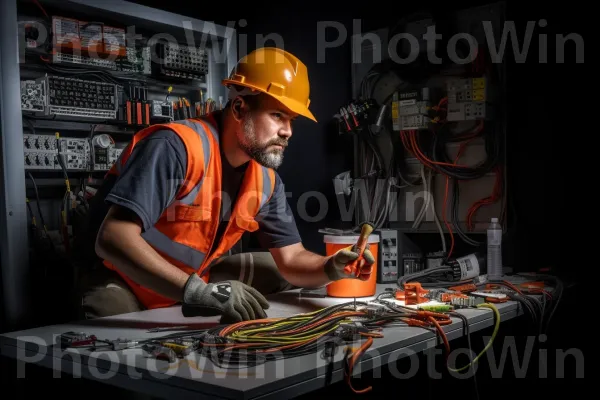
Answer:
[344,223,374,276]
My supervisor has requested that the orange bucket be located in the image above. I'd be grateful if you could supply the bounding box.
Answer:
[324,234,379,298]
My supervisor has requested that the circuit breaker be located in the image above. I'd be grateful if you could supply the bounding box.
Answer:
[22,134,126,172]
[24,134,90,171]
[376,229,424,283]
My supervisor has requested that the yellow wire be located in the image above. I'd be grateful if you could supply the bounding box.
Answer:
[230,317,352,343]
[231,325,340,344]
[229,307,338,338]
[232,318,313,336]
[447,303,500,373]
[234,325,339,342]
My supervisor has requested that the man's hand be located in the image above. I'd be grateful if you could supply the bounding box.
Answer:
[324,245,376,281]
[182,273,270,322]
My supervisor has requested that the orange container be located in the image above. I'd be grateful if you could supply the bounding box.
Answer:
[324,234,379,298]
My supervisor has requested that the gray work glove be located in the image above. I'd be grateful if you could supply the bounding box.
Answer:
[182,273,270,322]
[324,245,376,281]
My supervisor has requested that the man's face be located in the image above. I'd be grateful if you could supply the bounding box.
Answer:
[237,95,297,169]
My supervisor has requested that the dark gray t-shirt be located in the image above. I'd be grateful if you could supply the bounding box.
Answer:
[98,127,302,250]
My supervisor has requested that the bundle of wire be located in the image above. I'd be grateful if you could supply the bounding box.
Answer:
[189,299,500,393]
[485,275,563,336]
[196,302,386,372]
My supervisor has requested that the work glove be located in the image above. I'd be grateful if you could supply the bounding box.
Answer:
[182,273,270,322]
[324,245,376,281]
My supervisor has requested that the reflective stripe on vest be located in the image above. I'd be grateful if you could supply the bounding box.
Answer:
[141,226,207,267]
[174,118,218,205]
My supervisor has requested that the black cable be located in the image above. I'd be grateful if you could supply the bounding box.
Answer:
[448,312,480,400]
[26,172,57,254]
[451,179,481,247]
[23,117,36,135]
[511,273,564,335]
[397,265,454,289]
[56,137,69,182]
[505,292,537,327]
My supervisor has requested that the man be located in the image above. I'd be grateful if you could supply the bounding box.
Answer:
[79,47,374,322]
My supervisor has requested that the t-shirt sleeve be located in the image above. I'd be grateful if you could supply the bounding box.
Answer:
[254,172,302,248]
[104,129,187,231]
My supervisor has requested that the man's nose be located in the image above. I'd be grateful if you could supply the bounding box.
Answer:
[279,121,292,139]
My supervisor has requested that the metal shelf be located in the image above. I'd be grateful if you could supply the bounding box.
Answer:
[19,61,209,93]
[25,177,104,188]
[22,114,138,135]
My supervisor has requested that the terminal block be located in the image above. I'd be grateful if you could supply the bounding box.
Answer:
[392,87,431,131]
[446,77,491,121]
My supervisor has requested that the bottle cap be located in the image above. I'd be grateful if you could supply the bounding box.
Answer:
[491,217,498,222]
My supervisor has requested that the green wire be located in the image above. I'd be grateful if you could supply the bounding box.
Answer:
[447,303,500,373]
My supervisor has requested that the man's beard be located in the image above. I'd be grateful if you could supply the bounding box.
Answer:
[238,115,287,169]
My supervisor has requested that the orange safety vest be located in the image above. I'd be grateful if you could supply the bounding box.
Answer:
[102,114,276,309]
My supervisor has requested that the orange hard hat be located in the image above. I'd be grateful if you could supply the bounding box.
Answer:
[222,47,317,122]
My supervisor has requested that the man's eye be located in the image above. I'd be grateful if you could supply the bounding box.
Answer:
[273,112,282,119]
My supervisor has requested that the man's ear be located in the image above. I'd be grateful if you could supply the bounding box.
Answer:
[231,96,246,122]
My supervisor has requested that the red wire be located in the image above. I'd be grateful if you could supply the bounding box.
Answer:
[441,176,454,258]
[345,337,374,393]
[33,0,49,18]
[466,166,502,230]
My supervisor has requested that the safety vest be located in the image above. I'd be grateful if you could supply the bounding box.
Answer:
[102,114,276,309]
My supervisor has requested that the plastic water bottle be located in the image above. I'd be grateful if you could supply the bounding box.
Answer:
[486,217,503,280]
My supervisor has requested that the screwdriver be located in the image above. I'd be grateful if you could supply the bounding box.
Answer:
[344,223,374,277]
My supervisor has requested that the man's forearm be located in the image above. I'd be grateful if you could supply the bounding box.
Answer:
[278,248,333,288]
[96,212,190,301]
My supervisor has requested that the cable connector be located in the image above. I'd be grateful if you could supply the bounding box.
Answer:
[337,322,368,341]
[365,306,385,318]
[450,295,484,308]
[110,339,139,351]
[418,304,453,312]
[143,344,177,363]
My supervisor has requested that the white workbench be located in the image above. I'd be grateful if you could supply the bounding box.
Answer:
[0,284,523,399]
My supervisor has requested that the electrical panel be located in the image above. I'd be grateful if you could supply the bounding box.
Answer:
[376,229,424,283]
[391,88,431,131]
[446,77,490,121]
[14,0,233,228]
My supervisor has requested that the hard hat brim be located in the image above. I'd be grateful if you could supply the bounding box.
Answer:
[273,94,318,123]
